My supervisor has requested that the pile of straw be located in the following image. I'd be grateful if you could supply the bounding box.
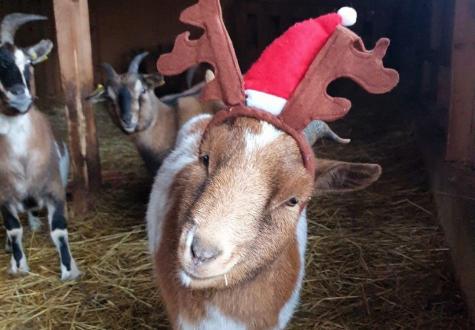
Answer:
[0,101,470,329]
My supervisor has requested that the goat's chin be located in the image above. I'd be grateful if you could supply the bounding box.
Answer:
[179,270,225,289]
[179,259,241,289]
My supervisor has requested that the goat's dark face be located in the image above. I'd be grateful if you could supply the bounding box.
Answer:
[0,43,33,115]
[0,13,53,115]
[87,52,164,134]
[100,73,163,133]
[88,72,164,134]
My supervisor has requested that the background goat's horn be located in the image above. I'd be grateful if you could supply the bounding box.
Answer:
[304,120,351,146]
[1,13,47,44]
[128,52,149,74]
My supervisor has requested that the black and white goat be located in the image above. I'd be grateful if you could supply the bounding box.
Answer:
[87,53,222,174]
[0,13,79,280]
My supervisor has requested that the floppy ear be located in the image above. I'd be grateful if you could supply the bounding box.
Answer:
[142,73,165,88]
[86,84,108,103]
[23,39,53,64]
[314,159,382,194]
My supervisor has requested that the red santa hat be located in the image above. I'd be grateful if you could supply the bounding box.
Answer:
[244,7,357,115]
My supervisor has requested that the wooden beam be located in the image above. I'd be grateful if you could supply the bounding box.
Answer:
[53,0,101,213]
[446,0,475,165]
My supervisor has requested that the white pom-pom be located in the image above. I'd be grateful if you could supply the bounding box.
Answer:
[337,7,357,27]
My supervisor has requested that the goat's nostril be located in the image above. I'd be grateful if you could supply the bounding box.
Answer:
[190,236,221,264]
[10,85,26,96]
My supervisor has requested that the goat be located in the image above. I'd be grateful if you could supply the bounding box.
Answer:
[87,53,222,174]
[0,13,80,281]
[146,115,381,329]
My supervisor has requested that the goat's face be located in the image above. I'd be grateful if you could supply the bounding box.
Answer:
[0,43,34,115]
[0,14,53,116]
[177,117,381,289]
[101,73,164,133]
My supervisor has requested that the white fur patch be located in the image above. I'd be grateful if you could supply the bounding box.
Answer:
[28,212,42,232]
[244,121,282,155]
[7,228,29,275]
[0,112,31,157]
[276,210,307,329]
[245,89,287,115]
[55,141,69,187]
[179,271,192,287]
[146,114,211,256]
[14,50,30,91]
[178,305,246,330]
[134,79,144,94]
[60,260,81,281]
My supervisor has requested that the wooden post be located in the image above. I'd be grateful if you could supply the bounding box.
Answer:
[53,0,101,213]
[446,0,475,166]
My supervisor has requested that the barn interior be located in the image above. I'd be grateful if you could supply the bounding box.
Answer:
[0,0,474,328]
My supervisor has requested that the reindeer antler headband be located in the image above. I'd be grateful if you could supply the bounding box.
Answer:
[158,0,399,177]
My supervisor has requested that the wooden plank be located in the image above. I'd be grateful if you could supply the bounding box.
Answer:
[446,0,475,165]
[52,0,101,213]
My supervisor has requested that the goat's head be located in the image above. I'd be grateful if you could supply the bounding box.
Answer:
[87,52,164,133]
[157,0,397,291]
[176,116,381,289]
[0,13,53,115]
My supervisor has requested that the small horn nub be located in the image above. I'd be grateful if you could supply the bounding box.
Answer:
[1,13,47,44]
[304,120,351,146]
[128,51,149,74]
[101,63,119,81]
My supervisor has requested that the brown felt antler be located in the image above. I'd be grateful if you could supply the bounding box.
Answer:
[157,0,245,106]
[279,26,399,131]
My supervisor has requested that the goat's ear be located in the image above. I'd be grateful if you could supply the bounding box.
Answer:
[142,73,165,88]
[23,39,53,65]
[314,159,382,194]
[86,84,107,103]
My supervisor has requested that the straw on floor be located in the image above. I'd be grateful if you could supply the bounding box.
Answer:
[0,100,470,329]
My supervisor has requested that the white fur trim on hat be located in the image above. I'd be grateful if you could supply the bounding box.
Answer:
[245,89,287,115]
[338,7,357,27]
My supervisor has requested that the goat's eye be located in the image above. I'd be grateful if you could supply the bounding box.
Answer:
[286,197,299,207]
[200,154,209,167]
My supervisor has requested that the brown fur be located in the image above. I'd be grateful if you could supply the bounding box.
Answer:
[153,117,313,329]
[0,108,64,206]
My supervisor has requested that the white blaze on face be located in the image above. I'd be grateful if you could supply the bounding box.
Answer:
[14,49,30,93]
[244,121,283,155]
[107,86,116,100]
[133,79,144,94]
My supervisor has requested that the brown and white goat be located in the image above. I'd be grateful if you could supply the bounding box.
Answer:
[0,13,79,280]
[146,115,381,329]
[87,53,222,174]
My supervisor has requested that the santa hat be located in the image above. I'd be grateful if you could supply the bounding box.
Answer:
[244,7,357,115]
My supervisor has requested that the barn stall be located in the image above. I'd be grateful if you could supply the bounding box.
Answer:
[0,0,473,328]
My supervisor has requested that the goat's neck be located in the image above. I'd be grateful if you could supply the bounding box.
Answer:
[133,93,177,154]
[0,111,32,137]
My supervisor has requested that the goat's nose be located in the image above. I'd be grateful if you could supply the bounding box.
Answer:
[10,84,26,96]
[191,236,221,265]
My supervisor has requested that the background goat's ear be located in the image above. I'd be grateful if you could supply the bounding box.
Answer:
[314,159,382,194]
[86,85,107,103]
[142,73,165,88]
[23,39,53,65]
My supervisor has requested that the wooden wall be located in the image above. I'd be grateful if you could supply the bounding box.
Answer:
[409,0,475,318]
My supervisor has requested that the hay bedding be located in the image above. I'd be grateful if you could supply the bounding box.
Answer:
[0,102,471,329]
